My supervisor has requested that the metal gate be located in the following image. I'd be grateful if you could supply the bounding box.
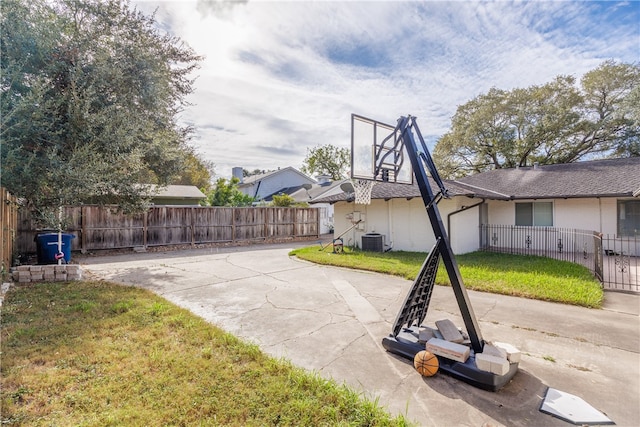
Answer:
[600,234,639,293]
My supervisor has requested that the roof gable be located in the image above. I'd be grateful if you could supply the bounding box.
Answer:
[262,180,345,202]
[239,167,315,187]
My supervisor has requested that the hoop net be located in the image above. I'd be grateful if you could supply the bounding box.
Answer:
[353,179,375,205]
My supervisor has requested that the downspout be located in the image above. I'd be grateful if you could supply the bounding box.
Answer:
[598,197,602,233]
[447,199,486,245]
[386,198,394,251]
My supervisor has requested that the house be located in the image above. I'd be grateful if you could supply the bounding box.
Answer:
[261,175,347,235]
[314,157,640,255]
[315,178,482,253]
[456,157,640,236]
[234,167,342,234]
[148,185,207,205]
[234,167,316,201]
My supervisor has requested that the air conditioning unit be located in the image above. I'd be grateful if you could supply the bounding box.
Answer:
[362,233,384,252]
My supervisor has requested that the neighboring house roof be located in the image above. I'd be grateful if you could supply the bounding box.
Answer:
[313,157,640,204]
[238,166,317,200]
[262,180,345,203]
[148,185,206,202]
[239,167,315,187]
[456,157,640,200]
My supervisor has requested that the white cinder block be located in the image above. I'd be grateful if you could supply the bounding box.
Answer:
[482,343,507,359]
[476,353,510,376]
[475,352,493,372]
[493,341,521,363]
[418,327,436,343]
[435,319,464,343]
[426,338,470,363]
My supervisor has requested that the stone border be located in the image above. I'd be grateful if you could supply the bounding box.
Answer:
[12,265,83,283]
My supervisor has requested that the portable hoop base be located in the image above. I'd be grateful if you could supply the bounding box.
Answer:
[382,329,519,392]
[354,114,520,392]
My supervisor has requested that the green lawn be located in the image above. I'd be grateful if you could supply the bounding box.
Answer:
[1,281,410,426]
[290,246,603,308]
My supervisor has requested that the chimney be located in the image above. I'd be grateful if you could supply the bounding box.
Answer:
[232,167,244,183]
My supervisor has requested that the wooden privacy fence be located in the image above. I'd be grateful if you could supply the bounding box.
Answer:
[16,205,320,255]
[1,187,19,271]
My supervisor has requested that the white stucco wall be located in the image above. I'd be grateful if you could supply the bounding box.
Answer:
[486,197,619,234]
[332,196,482,254]
[333,196,630,255]
[448,199,482,254]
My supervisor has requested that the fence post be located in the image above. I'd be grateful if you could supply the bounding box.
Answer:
[293,208,297,237]
[1,187,19,270]
[510,226,513,254]
[81,205,87,253]
[191,207,195,247]
[232,207,236,243]
[143,209,148,248]
[264,207,269,240]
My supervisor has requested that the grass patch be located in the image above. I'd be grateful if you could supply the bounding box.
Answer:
[290,246,603,308]
[1,281,410,426]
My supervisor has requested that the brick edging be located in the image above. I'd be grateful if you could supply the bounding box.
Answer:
[12,265,83,283]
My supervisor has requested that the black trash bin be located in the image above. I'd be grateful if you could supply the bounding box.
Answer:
[35,232,75,264]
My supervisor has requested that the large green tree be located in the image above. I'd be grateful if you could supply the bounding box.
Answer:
[171,150,215,192]
[433,61,640,178]
[300,144,349,180]
[1,0,202,225]
[205,177,255,207]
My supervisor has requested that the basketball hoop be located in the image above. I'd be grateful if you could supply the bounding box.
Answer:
[353,179,375,205]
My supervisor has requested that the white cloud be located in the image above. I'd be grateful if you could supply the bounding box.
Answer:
[134,0,639,178]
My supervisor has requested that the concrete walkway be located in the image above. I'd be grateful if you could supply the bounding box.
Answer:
[81,243,640,426]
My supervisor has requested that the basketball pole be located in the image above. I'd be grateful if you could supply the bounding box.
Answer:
[397,115,484,352]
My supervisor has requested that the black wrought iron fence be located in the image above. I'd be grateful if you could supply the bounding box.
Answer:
[480,224,601,272]
[479,224,639,293]
[600,234,639,293]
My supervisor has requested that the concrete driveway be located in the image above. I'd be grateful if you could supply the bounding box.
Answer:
[81,243,640,426]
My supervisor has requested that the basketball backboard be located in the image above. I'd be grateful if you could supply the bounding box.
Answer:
[351,114,413,184]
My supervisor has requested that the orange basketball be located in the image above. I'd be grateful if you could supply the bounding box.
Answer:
[413,350,439,377]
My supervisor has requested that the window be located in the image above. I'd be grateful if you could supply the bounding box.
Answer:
[515,202,553,226]
[618,200,640,236]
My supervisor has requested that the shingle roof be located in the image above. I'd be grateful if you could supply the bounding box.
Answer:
[456,157,640,200]
[260,180,346,202]
[315,178,477,203]
[239,167,314,186]
[313,157,640,204]
[150,185,206,199]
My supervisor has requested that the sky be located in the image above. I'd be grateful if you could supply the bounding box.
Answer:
[133,0,640,179]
